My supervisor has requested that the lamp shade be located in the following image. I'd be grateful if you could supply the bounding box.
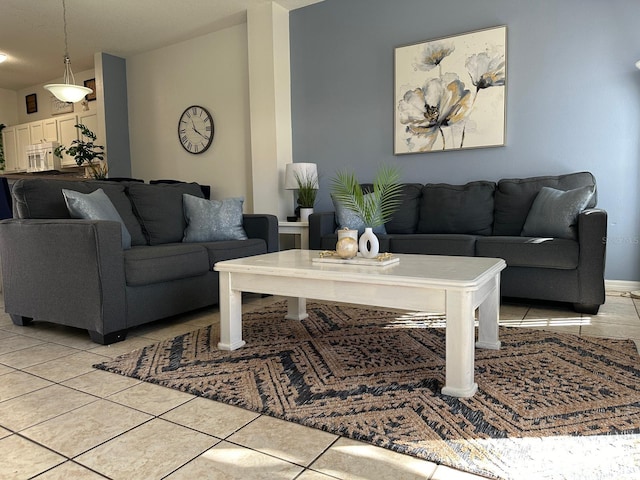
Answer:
[44,83,92,103]
[285,163,318,190]
[636,60,640,70]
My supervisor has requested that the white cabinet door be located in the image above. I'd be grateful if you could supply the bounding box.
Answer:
[77,113,98,141]
[2,127,18,172]
[43,119,58,142]
[15,124,30,172]
[29,121,44,144]
[57,115,79,167]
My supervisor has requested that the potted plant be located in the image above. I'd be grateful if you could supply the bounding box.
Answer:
[54,124,107,179]
[331,165,403,258]
[294,170,319,222]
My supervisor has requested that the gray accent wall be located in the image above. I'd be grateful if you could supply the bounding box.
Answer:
[290,0,640,281]
[101,53,131,178]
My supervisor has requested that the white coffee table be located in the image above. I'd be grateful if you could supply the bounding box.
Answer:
[214,249,506,398]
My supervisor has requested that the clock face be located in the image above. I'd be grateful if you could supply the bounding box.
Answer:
[178,105,214,154]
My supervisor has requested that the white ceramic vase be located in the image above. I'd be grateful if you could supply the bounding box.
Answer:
[299,208,313,222]
[358,227,379,259]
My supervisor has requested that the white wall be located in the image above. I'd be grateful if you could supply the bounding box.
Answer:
[0,88,18,126]
[127,23,253,208]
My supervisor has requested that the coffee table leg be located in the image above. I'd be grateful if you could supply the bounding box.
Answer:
[285,297,308,320]
[217,271,246,350]
[476,274,501,350]
[441,290,478,398]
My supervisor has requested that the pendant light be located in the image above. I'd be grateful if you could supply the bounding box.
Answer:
[44,0,93,103]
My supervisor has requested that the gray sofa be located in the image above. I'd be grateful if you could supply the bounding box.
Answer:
[310,172,607,314]
[0,178,278,344]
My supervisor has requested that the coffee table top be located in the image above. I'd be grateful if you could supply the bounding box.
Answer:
[215,249,505,289]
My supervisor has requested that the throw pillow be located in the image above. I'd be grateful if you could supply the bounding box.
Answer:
[331,193,386,235]
[182,194,248,242]
[521,185,594,240]
[62,188,132,249]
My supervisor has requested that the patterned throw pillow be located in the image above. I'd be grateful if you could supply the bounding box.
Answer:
[182,194,248,242]
[62,188,132,249]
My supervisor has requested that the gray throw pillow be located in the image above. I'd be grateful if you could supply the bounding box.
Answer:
[521,185,594,240]
[331,193,386,235]
[182,194,248,242]
[62,188,132,249]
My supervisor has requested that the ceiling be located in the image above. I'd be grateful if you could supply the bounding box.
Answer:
[0,0,322,91]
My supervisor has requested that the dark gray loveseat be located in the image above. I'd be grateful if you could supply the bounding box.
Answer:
[310,172,607,314]
[0,178,278,344]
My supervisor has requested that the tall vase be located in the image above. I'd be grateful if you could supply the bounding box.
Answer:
[359,227,379,259]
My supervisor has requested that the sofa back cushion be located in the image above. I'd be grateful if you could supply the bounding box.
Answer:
[417,181,496,235]
[493,172,597,236]
[11,178,147,246]
[128,182,204,245]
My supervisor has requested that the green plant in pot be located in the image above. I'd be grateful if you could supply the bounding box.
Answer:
[54,124,107,179]
[331,164,403,258]
[294,170,318,221]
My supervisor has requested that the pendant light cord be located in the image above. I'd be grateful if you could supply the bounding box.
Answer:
[60,0,75,85]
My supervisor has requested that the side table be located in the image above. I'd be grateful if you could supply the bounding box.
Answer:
[278,221,309,250]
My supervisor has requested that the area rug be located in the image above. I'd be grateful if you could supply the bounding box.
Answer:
[95,302,640,479]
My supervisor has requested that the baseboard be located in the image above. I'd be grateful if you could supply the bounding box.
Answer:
[605,279,640,293]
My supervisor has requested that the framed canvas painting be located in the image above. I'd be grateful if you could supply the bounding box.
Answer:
[394,25,507,155]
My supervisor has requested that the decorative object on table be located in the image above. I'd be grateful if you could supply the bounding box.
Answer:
[315,251,398,266]
[95,301,640,480]
[335,228,358,259]
[44,0,94,103]
[284,162,319,221]
[330,164,402,258]
[25,93,37,114]
[54,123,107,179]
[394,25,506,154]
[178,105,214,154]
[83,78,97,101]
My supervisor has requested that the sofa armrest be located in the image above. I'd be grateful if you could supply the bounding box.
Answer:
[0,219,126,335]
[577,208,607,304]
[309,212,338,250]
[243,214,279,253]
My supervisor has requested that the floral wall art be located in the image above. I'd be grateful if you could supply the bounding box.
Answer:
[395,26,506,155]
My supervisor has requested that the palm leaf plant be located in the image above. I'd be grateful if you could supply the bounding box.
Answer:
[330,165,403,227]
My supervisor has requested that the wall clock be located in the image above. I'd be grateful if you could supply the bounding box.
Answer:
[178,105,214,154]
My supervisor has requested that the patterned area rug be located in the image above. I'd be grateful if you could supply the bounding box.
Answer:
[95,302,640,479]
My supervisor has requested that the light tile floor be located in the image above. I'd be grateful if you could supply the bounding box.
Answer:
[0,291,639,480]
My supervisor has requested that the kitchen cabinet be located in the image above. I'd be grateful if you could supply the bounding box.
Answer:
[15,124,30,172]
[43,118,58,142]
[57,115,79,167]
[1,127,18,173]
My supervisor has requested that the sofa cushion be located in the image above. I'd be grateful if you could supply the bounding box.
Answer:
[417,181,495,235]
[493,172,597,236]
[182,194,248,242]
[124,244,209,286]
[202,238,267,265]
[476,236,579,269]
[389,234,477,256]
[11,179,147,246]
[383,183,422,234]
[521,186,594,240]
[128,182,204,245]
[62,188,132,249]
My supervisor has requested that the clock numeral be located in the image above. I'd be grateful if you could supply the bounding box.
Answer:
[179,128,186,134]
[192,107,198,116]
[181,135,188,143]
[194,145,199,153]
[204,117,210,123]
[205,125,212,132]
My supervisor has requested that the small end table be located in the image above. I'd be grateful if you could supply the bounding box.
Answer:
[278,221,309,250]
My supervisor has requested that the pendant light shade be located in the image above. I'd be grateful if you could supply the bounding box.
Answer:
[44,0,93,103]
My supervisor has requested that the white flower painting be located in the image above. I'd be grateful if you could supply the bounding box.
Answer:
[394,26,507,155]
